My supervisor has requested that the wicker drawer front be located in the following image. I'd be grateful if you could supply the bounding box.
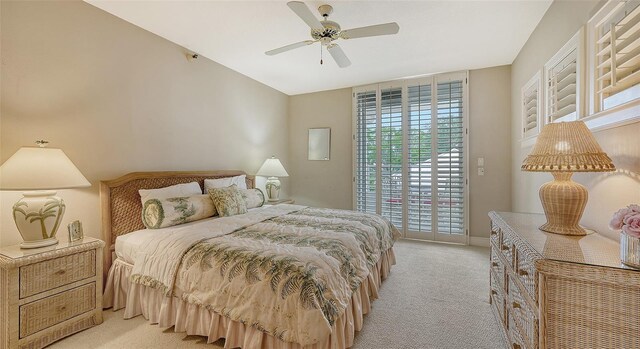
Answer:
[490,247,505,290]
[490,269,506,323]
[514,245,538,304]
[19,283,96,338]
[508,310,528,349]
[20,250,96,298]
[508,277,538,349]
[490,222,501,247]
[500,230,515,267]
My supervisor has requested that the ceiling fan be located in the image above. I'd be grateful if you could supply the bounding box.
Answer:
[265,1,400,68]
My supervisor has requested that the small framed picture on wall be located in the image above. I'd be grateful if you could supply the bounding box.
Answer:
[68,220,84,242]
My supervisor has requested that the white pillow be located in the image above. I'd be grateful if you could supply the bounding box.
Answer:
[138,182,202,205]
[204,175,247,191]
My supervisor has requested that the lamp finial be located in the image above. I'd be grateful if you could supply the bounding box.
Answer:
[35,140,49,148]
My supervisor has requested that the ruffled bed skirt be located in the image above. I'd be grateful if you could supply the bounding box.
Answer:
[103,248,396,349]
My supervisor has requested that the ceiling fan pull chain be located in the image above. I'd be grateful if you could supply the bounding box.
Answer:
[320,44,323,65]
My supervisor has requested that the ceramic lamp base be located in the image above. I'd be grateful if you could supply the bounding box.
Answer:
[20,237,59,249]
[265,177,281,201]
[13,190,65,249]
[538,172,588,236]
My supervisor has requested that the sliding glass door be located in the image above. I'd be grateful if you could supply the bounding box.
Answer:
[353,72,468,243]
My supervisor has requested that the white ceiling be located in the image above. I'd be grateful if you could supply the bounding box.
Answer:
[86,0,552,96]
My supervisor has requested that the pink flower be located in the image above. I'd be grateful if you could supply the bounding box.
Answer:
[630,204,640,213]
[610,207,631,230]
[622,213,640,238]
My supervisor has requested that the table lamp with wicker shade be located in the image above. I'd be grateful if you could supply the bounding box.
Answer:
[521,121,615,235]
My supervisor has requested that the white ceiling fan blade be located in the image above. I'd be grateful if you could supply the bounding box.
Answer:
[287,1,324,31]
[327,44,351,68]
[341,22,400,39]
[266,40,315,56]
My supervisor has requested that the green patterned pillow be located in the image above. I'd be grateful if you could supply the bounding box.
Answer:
[142,194,216,229]
[241,188,265,209]
[208,184,248,217]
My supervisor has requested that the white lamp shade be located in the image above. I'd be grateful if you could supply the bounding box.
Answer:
[0,147,91,190]
[256,157,289,177]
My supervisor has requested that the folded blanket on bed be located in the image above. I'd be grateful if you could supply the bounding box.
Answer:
[130,205,400,346]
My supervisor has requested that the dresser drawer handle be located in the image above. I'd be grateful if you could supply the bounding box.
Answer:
[518,269,528,276]
[57,305,67,312]
[491,289,497,295]
[490,230,498,236]
[512,302,521,309]
[491,262,498,267]
[513,344,521,349]
[54,269,66,276]
[501,244,510,251]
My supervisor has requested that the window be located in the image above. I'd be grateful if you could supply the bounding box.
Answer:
[589,0,640,113]
[353,72,468,243]
[545,30,582,123]
[521,71,542,139]
[354,90,377,215]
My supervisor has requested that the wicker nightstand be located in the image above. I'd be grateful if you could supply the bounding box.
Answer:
[0,237,104,349]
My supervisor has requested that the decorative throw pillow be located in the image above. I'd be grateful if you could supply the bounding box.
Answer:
[139,182,202,207]
[241,188,265,209]
[208,184,248,217]
[204,175,247,191]
[142,194,216,229]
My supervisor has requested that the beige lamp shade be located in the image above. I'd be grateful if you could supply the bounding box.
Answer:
[521,121,615,236]
[0,147,90,190]
[256,157,289,177]
[521,121,615,172]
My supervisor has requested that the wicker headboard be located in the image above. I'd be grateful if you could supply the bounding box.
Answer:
[99,170,254,281]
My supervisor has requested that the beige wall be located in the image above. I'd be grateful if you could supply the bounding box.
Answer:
[511,0,640,240]
[289,67,513,239]
[0,1,289,247]
[469,66,512,238]
[288,88,353,210]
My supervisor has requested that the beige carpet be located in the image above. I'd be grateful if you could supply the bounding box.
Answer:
[51,239,505,349]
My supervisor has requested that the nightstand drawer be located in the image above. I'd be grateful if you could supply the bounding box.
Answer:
[19,282,96,338]
[20,249,96,298]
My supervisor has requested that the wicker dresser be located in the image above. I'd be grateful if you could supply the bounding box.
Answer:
[0,237,104,349]
[489,211,640,349]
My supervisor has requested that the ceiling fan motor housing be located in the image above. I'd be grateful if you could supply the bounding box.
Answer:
[311,21,341,41]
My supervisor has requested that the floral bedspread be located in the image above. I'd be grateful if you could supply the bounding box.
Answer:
[133,205,400,345]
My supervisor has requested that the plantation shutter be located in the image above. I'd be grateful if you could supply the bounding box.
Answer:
[596,1,640,109]
[435,80,465,235]
[407,83,433,232]
[547,49,578,122]
[522,74,540,138]
[355,90,377,214]
[380,87,403,228]
[353,72,467,243]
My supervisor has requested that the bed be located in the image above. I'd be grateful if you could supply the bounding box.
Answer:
[101,170,399,348]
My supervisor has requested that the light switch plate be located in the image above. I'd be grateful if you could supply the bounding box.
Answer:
[478,157,485,167]
[478,168,485,176]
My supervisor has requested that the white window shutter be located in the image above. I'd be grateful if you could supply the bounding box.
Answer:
[594,1,640,110]
[545,29,581,123]
[354,90,377,214]
[522,71,542,139]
